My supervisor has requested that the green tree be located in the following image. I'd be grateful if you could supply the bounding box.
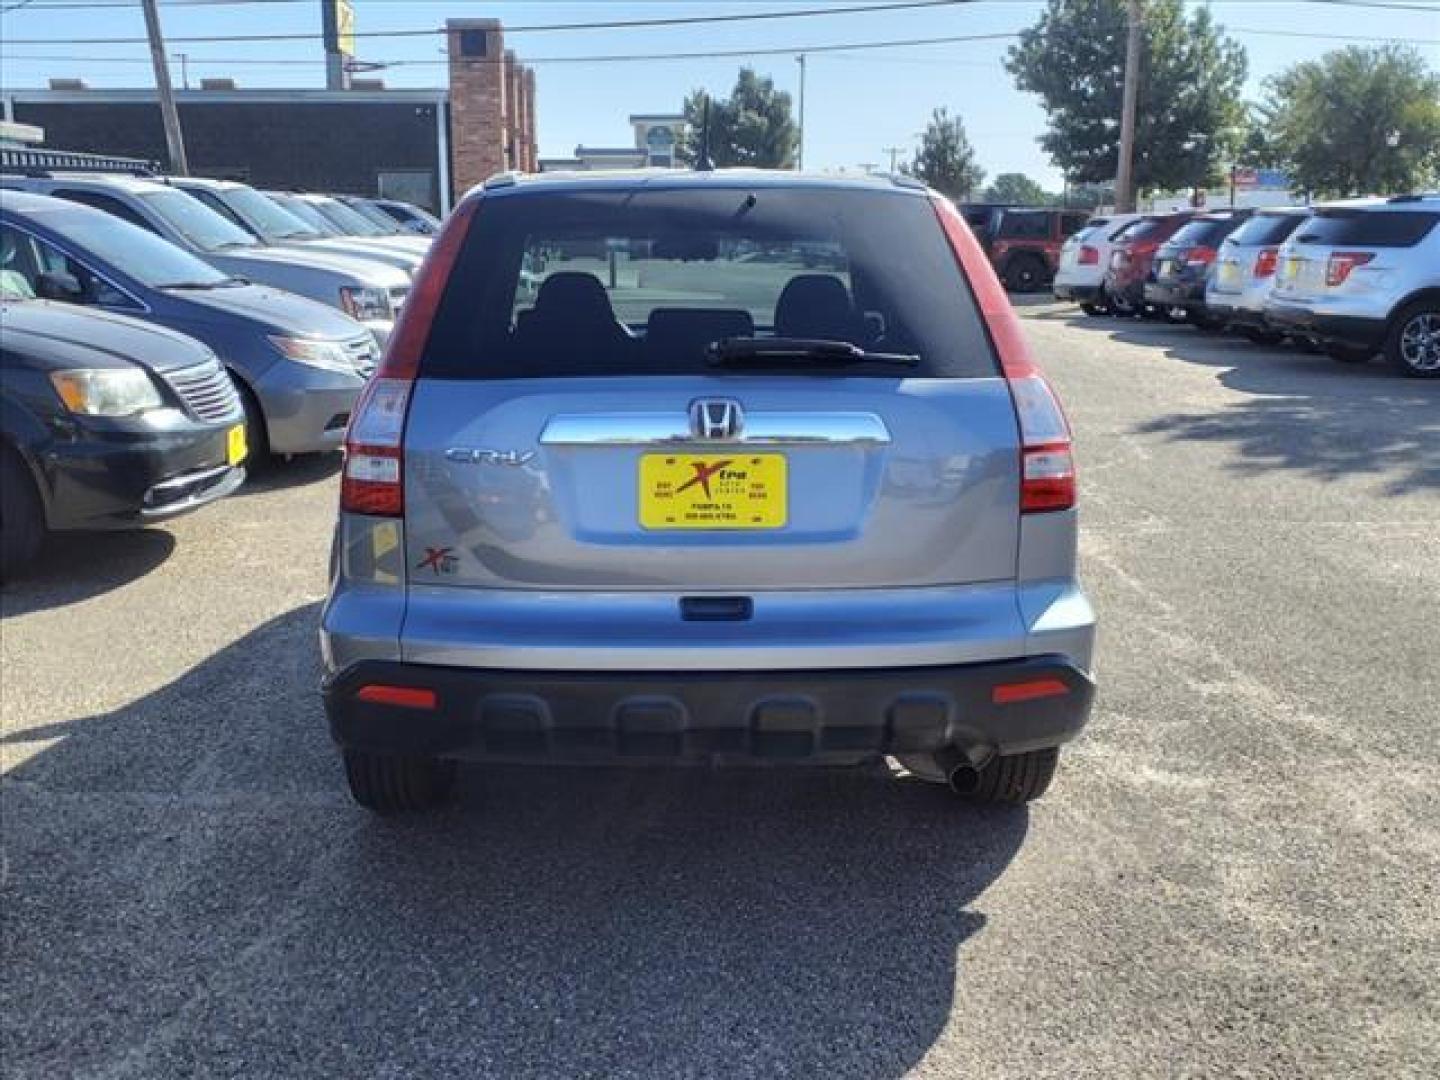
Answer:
[1261,45,1440,197]
[906,107,986,200]
[679,68,798,169]
[985,173,1051,205]
[1006,0,1248,192]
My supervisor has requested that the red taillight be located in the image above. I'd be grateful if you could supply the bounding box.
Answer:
[932,197,1076,515]
[1254,248,1279,278]
[1078,244,1099,265]
[992,678,1070,705]
[1326,251,1374,287]
[340,198,478,517]
[356,684,437,710]
[1184,246,1216,266]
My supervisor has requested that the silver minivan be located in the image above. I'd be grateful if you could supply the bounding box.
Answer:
[0,175,409,344]
[321,172,1096,813]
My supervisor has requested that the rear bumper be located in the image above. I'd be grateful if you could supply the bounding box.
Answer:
[1143,279,1208,309]
[1262,303,1389,347]
[1054,282,1103,303]
[324,655,1095,764]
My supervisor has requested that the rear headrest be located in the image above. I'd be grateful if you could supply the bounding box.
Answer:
[646,308,755,362]
[774,274,861,340]
[532,272,615,323]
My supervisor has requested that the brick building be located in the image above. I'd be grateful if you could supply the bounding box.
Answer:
[1,18,536,214]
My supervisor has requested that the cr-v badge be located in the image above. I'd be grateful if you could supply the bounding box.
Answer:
[444,448,536,466]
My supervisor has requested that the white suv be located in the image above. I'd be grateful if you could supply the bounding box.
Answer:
[1053,213,1144,314]
[1265,195,1440,377]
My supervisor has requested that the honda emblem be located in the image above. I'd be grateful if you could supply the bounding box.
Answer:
[689,398,743,440]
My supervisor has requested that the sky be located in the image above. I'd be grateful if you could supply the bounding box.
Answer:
[2,0,1437,189]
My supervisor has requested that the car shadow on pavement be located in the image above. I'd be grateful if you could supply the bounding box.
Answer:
[0,527,176,617]
[1,603,1028,1080]
[1097,321,1440,495]
[235,451,342,496]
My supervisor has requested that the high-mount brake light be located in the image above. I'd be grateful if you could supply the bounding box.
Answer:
[340,198,479,518]
[932,197,1076,514]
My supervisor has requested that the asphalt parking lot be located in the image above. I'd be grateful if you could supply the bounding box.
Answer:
[2,303,1437,1079]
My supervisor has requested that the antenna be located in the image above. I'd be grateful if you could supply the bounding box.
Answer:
[696,95,715,172]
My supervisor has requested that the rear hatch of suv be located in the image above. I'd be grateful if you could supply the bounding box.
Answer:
[406,185,1017,590]
[1272,206,1439,303]
[342,181,1075,667]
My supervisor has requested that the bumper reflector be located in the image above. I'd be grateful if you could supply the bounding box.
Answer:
[356,684,438,710]
[992,679,1070,705]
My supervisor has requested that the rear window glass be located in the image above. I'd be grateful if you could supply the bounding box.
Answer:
[1167,217,1242,248]
[1296,210,1439,248]
[1112,216,1168,242]
[1226,213,1307,247]
[997,211,1051,240]
[423,186,999,379]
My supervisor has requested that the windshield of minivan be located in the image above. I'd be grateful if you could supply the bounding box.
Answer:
[223,187,320,242]
[423,187,997,379]
[142,189,258,252]
[1224,213,1307,247]
[312,199,387,237]
[26,203,231,289]
[270,195,339,236]
[345,200,405,234]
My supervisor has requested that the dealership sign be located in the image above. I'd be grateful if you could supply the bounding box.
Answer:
[1233,167,1292,190]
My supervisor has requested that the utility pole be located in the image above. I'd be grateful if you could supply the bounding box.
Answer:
[796,53,807,171]
[883,145,903,174]
[141,0,189,175]
[1115,0,1143,213]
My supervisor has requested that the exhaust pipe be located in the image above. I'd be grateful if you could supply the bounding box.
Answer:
[935,742,995,795]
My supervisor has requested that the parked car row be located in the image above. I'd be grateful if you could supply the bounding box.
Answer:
[1052,195,1440,378]
[0,175,443,575]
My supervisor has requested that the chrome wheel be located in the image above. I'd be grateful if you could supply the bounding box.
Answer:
[1399,312,1440,373]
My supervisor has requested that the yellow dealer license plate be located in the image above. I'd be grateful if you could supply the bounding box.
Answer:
[226,424,248,466]
[639,453,787,530]
[1218,262,1242,288]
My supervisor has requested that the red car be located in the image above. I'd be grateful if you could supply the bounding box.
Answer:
[986,208,1093,292]
[1102,212,1196,316]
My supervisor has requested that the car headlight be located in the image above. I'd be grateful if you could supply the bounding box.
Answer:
[338,285,393,322]
[49,368,163,417]
[269,336,362,376]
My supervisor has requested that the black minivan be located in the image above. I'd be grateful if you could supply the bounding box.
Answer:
[1,294,246,576]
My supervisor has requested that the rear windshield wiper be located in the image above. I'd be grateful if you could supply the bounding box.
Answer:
[706,337,919,369]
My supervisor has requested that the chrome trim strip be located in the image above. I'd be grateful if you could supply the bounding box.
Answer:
[540,412,891,447]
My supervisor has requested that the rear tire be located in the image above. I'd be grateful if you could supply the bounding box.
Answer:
[0,448,44,581]
[1242,327,1283,346]
[343,750,456,814]
[1109,291,1141,318]
[1003,255,1048,294]
[955,748,1060,805]
[1385,301,1440,379]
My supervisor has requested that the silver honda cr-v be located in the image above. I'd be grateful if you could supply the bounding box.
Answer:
[321,170,1097,813]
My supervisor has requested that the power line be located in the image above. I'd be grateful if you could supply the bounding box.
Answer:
[0,0,976,42]
[0,30,1025,70]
